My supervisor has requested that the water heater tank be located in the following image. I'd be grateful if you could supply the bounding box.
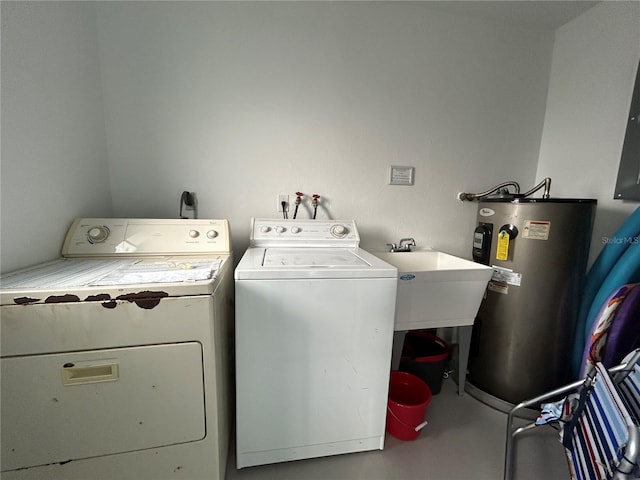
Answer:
[467,198,596,409]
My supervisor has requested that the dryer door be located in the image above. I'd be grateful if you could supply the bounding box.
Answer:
[1,342,205,471]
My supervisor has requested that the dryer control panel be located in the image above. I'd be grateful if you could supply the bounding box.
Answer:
[250,218,360,248]
[62,218,231,257]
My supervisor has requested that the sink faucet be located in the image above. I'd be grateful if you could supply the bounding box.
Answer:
[387,238,416,252]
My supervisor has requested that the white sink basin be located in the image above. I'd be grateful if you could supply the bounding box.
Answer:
[373,250,493,331]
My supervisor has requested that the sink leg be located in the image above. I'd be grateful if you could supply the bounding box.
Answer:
[391,331,407,370]
[457,325,472,396]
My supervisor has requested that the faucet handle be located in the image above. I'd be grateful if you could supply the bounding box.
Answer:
[399,238,416,246]
[386,243,398,252]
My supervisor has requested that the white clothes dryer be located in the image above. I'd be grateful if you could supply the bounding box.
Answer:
[234,218,398,468]
[1,218,234,480]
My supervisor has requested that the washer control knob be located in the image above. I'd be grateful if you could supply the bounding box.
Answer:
[330,224,347,238]
[189,230,200,238]
[207,230,218,239]
[260,226,271,233]
[87,226,110,244]
[291,226,301,234]
[276,226,286,234]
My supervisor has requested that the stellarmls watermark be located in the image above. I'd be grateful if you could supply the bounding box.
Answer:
[602,236,640,245]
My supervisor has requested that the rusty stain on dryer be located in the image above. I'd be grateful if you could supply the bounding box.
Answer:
[116,291,168,309]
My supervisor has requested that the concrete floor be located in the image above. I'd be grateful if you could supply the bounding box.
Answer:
[226,377,569,480]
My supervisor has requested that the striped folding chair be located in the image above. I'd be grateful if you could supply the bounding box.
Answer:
[505,349,640,480]
[616,352,640,424]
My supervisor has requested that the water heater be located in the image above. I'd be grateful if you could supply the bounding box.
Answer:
[467,198,596,409]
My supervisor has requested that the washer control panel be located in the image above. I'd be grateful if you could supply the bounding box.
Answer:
[62,218,231,257]
[250,218,360,247]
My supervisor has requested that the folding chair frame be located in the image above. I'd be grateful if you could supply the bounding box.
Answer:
[504,350,640,480]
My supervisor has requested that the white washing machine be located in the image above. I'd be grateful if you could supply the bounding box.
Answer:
[0,218,234,480]
[234,218,398,468]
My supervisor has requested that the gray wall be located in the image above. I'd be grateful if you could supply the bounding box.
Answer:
[1,2,111,272]
[95,1,552,258]
[536,1,640,263]
[1,1,638,273]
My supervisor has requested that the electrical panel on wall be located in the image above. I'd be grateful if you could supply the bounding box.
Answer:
[614,61,640,201]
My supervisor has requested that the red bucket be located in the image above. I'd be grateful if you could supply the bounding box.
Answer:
[386,371,432,441]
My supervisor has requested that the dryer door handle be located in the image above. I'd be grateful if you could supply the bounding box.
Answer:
[61,360,119,386]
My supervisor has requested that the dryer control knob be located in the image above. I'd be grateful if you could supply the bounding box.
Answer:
[87,226,110,244]
[276,226,286,234]
[189,230,200,238]
[260,226,271,233]
[291,226,301,234]
[207,230,218,239]
[330,224,347,237]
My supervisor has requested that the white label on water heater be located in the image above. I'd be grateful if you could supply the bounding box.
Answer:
[473,232,483,248]
[491,266,522,286]
[488,281,509,294]
[523,220,551,240]
[479,208,495,217]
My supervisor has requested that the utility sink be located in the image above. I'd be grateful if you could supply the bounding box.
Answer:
[373,250,493,331]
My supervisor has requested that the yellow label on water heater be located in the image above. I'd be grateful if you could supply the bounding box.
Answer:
[496,230,510,261]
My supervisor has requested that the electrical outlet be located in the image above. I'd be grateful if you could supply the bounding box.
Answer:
[277,194,289,212]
